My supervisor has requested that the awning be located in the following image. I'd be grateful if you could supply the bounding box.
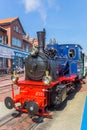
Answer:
[0,44,28,59]
[0,46,15,59]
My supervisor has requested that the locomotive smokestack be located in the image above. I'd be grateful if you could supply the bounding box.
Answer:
[37,29,46,52]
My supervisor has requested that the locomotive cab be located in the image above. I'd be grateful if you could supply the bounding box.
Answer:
[59,44,83,79]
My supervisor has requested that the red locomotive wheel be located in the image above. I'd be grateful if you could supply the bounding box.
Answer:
[4,97,14,109]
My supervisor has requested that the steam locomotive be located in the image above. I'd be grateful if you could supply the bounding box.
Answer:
[4,29,84,117]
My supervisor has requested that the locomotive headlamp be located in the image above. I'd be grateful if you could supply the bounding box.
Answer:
[11,71,19,83]
[42,71,52,85]
[30,44,38,56]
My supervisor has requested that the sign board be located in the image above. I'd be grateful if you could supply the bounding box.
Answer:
[0,46,15,58]
[0,44,28,59]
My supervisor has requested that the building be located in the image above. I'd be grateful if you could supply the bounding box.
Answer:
[0,17,32,71]
[29,38,38,47]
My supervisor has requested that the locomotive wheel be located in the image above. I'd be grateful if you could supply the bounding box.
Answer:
[50,85,67,106]
[4,97,14,109]
[26,101,39,115]
[51,91,62,106]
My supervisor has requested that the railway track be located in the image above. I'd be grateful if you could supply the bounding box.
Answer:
[0,83,19,102]
[0,83,44,130]
[0,110,43,130]
[0,110,20,127]
[0,77,87,130]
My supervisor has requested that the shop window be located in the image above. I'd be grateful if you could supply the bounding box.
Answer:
[12,37,21,47]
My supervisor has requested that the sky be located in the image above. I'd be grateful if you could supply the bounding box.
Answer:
[0,0,87,53]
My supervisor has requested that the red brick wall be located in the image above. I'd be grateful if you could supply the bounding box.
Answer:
[1,19,32,51]
[1,19,24,48]
[1,24,12,46]
[11,20,23,49]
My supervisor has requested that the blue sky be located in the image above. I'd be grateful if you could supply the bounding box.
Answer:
[0,0,87,53]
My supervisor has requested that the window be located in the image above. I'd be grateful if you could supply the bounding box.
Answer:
[0,36,3,43]
[12,37,21,47]
[79,51,82,60]
[26,46,29,52]
[13,26,16,31]
[4,36,8,44]
[15,26,19,32]
[68,48,76,59]
[13,26,19,33]
[6,36,8,44]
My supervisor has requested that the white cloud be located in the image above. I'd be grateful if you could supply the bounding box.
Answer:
[48,0,60,10]
[22,0,47,26]
[22,0,41,13]
[21,0,60,26]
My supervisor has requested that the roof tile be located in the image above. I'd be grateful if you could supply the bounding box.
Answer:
[0,17,18,24]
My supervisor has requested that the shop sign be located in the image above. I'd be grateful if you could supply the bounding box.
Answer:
[0,46,15,58]
[15,52,23,57]
[14,52,28,58]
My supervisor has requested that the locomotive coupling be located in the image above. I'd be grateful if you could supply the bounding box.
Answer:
[11,70,19,83]
[42,71,52,85]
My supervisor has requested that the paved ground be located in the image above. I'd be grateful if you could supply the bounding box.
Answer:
[0,102,15,118]
[0,73,24,118]
[35,79,87,130]
[40,91,86,130]
[0,74,87,130]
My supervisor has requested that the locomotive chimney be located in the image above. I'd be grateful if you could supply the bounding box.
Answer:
[37,29,46,52]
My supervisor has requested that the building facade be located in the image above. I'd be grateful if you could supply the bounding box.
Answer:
[0,17,32,71]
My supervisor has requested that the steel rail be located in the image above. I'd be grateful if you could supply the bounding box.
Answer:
[0,110,20,127]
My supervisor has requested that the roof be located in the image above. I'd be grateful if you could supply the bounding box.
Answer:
[59,44,83,49]
[0,17,18,24]
[0,17,26,34]
[0,26,7,32]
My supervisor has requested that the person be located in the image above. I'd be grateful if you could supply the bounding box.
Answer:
[5,67,9,74]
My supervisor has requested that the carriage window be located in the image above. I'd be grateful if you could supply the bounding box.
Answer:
[68,49,76,59]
